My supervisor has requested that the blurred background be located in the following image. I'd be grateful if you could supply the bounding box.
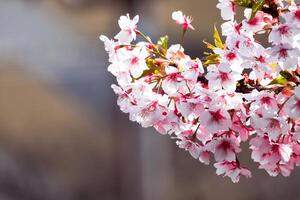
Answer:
[1,0,300,200]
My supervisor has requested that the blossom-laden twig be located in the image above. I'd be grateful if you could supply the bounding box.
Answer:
[101,0,300,183]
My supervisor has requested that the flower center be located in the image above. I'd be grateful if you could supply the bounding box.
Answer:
[279,48,288,59]
[269,119,280,130]
[219,72,230,82]
[209,109,225,123]
[131,56,139,65]
[218,141,232,151]
[278,25,289,36]
[226,52,236,61]
[295,9,300,21]
[260,96,272,105]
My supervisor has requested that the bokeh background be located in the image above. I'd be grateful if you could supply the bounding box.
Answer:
[1,0,300,200]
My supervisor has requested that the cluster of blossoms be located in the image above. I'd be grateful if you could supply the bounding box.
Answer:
[101,0,300,182]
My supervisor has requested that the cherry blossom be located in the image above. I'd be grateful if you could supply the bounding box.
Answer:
[172,11,195,31]
[200,106,231,133]
[115,14,139,43]
[284,86,300,120]
[101,1,300,183]
[217,0,236,21]
[206,63,243,92]
[214,161,251,183]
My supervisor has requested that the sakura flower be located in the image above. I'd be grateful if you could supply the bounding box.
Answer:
[214,48,241,68]
[216,0,236,21]
[214,161,251,183]
[208,135,241,162]
[121,46,149,78]
[269,24,297,46]
[284,7,300,28]
[268,43,299,71]
[252,110,289,141]
[162,66,184,96]
[250,136,294,176]
[129,99,165,128]
[107,62,132,86]
[200,106,231,133]
[177,94,204,121]
[172,11,194,31]
[284,86,300,120]
[115,14,139,43]
[195,124,213,145]
[179,57,204,85]
[103,5,300,183]
[242,9,272,33]
[111,84,136,113]
[235,34,258,58]
[199,151,211,165]
[206,63,243,92]
[231,112,253,142]
[221,20,241,36]
[100,35,118,62]
[248,90,279,112]
[240,44,273,80]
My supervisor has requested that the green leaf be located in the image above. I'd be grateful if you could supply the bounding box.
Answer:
[268,76,288,85]
[157,35,169,50]
[213,26,224,49]
[250,0,265,20]
[135,68,155,80]
[203,41,216,50]
[236,0,252,7]
[280,70,293,80]
[204,54,220,65]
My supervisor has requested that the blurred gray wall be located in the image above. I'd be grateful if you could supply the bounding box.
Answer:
[0,1,300,200]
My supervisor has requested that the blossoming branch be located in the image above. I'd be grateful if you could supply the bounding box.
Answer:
[100,0,300,182]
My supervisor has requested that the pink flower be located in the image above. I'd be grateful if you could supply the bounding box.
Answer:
[200,106,231,133]
[161,66,184,96]
[217,0,236,21]
[252,110,289,141]
[250,136,294,177]
[111,84,137,113]
[284,7,300,27]
[115,14,139,43]
[242,9,272,33]
[177,94,204,121]
[214,161,251,183]
[208,135,241,162]
[231,112,253,142]
[103,5,300,183]
[284,86,300,120]
[268,43,300,71]
[269,24,297,45]
[172,11,195,31]
[206,63,243,92]
[121,46,149,78]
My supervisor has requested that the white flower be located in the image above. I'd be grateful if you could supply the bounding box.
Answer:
[284,86,300,120]
[268,43,299,71]
[121,46,149,78]
[209,136,241,162]
[206,63,242,92]
[115,14,139,43]
[214,161,251,183]
[172,11,194,31]
[269,24,297,46]
[200,106,231,133]
[216,0,236,21]
[253,110,289,141]
[162,66,184,96]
